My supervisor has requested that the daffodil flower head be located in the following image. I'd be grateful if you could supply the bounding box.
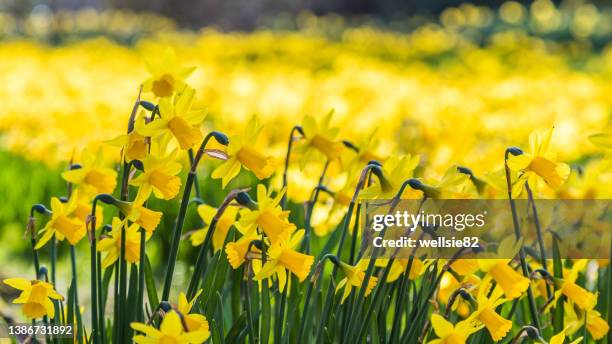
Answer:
[4,278,63,319]
[477,236,528,300]
[549,326,583,344]
[254,229,315,291]
[35,193,86,249]
[507,127,571,196]
[106,112,148,162]
[143,47,196,98]
[138,86,206,150]
[335,259,378,304]
[549,260,598,311]
[98,217,146,268]
[190,203,239,252]
[177,290,210,333]
[211,116,275,188]
[131,310,210,344]
[428,313,483,344]
[473,276,512,342]
[297,111,344,167]
[237,185,296,244]
[116,200,163,233]
[225,229,260,269]
[359,155,420,199]
[62,148,118,196]
[130,149,183,200]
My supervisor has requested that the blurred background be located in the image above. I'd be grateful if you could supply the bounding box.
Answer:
[0,0,611,314]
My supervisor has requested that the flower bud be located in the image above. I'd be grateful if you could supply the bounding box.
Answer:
[139,100,156,111]
[235,191,258,210]
[506,147,523,157]
[210,131,229,146]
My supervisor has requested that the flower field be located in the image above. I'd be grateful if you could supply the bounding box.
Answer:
[0,1,611,343]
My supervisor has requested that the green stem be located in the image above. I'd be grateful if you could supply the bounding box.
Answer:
[70,245,84,344]
[302,159,330,254]
[137,229,146,322]
[524,182,552,299]
[162,131,228,301]
[504,148,541,330]
[280,125,303,208]
[89,208,99,344]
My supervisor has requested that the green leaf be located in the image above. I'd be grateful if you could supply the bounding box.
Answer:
[144,255,159,312]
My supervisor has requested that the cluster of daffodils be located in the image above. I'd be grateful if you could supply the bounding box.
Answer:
[1,29,611,344]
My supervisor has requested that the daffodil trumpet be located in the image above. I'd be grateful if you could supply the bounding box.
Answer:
[186,189,241,299]
[280,125,304,208]
[162,130,229,302]
[504,146,541,330]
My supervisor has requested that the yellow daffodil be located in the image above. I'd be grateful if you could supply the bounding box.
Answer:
[549,326,582,344]
[336,259,378,303]
[130,150,183,200]
[98,217,147,268]
[507,127,570,195]
[360,155,420,199]
[190,204,239,252]
[107,113,148,162]
[550,260,597,311]
[72,191,104,228]
[131,310,209,344]
[138,86,206,150]
[62,148,118,195]
[3,278,63,319]
[477,237,529,300]
[35,194,85,249]
[255,230,314,291]
[237,185,296,244]
[473,277,512,342]
[211,116,275,188]
[177,290,211,334]
[116,201,163,233]
[376,257,428,282]
[410,166,472,199]
[428,313,483,344]
[342,129,387,169]
[563,301,609,341]
[225,231,260,269]
[297,112,344,165]
[143,47,196,98]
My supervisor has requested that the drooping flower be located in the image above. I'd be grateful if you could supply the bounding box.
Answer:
[131,310,209,344]
[211,116,275,188]
[98,217,146,268]
[177,290,210,334]
[551,260,597,311]
[473,277,512,342]
[336,259,378,303]
[359,155,420,199]
[62,148,118,195]
[255,229,314,291]
[477,237,529,300]
[237,185,296,244]
[35,194,85,249]
[130,150,183,201]
[107,113,148,162]
[143,47,196,98]
[507,127,570,195]
[138,86,206,150]
[190,204,239,252]
[297,111,344,166]
[225,230,260,269]
[116,201,163,233]
[4,278,63,319]
[549,326,582,344]
[428,313,483,344]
